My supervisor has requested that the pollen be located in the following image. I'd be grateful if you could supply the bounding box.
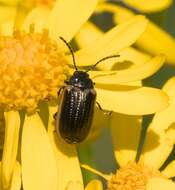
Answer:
[0,26,69,113]
[107,162,163,190]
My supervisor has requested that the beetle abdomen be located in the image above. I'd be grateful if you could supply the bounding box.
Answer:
[58,86,96,143]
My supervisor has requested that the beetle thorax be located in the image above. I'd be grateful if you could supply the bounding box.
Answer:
[69,71,94,89]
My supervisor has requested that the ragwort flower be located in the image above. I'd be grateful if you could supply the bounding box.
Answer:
[0,1,169,190]
[82,77,175,190]
[96,1,175,65]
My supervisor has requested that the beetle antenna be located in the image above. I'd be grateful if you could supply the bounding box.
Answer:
[86,55,120,72]
[59,36,78,70]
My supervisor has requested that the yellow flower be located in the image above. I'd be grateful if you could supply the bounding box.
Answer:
[0,1,170,190]
[0,27,69,113]
[96,2,175,65]
[81,77,175,190]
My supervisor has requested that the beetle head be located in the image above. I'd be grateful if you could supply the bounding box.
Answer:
[69,71,94,89]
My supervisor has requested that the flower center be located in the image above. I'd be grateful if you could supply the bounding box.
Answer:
[107,162,163,190]
[0,26,69,113]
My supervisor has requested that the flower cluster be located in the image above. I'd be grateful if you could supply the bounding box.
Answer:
[0,26,69,113]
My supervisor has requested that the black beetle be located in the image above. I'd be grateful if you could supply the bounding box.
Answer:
[55,37,119,144]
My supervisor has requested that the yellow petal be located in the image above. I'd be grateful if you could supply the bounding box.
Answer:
[74,15,148,66]
[162,160,175,178]
[140,130,173,169]
[75,21,151,70]
[146,178,175,190]
[123,0,173,12]
[0,6,16,36]
[89,55,164,84]
[93,46,151,71]
[162,77,175,100]
[85,107,111,143]
[0,20,15,36]
[115,47,151,67]
[75,22,103,48]
[48,106,84,190]
[96,85,168,115]
[21,113,58,190]
[22,6,51,32]
[98,3,175,65]
[0,6,16,24]
[97,3,134,23]
[0,162,2,188]
[0,162,20,189]
[0,0,20,5]
[111,113,142,167]
[66,181,84,190]
[48,0,98,41]
[2,111,20,189]
[136,21,175,65]
[85,180,103,190]
[144,77,175,133]
[9,162,21,190]
[140,77,175,169]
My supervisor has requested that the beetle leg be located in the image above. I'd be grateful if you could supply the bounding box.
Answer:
[104,111,112,116]
[53,112,57,120]
[55,86,65,121]
[96,101,103,110]
[57,86,65,97]
[44,96,51,101]
[64,80,69,84]
[96,102,112,116]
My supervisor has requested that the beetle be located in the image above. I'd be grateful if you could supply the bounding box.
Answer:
[55,37,119,144]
